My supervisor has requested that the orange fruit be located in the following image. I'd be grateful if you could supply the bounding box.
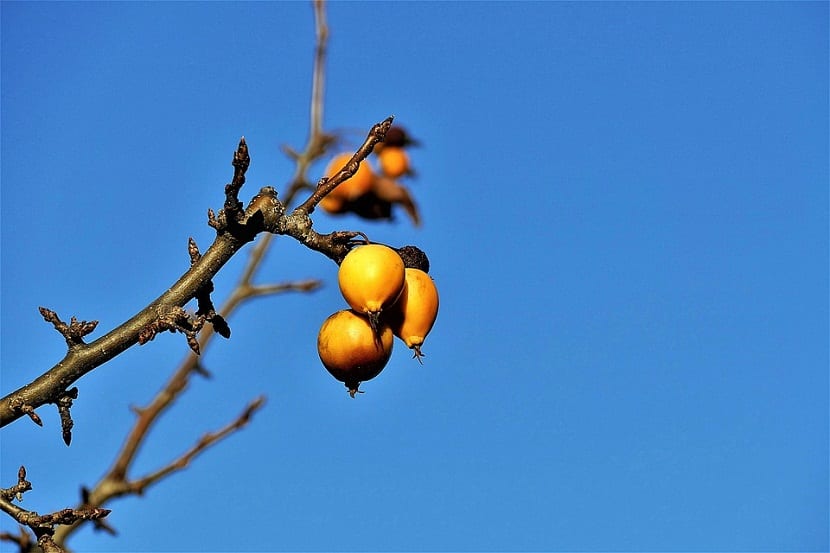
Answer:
[387,269,439,361]
[378,147,410,179]
[338,244,405,331]
[319,193,346,214]
[317,309,394,397]
[323,153,375,201]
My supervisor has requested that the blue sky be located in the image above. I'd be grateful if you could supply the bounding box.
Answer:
[1,2,827,551]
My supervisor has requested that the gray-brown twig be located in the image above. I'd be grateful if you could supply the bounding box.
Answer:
[1,467,111,553]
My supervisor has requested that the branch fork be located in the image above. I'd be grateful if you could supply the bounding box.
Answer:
[1,466,111,552]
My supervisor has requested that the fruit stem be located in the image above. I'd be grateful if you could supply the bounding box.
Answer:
[412,345,425,364]
[346,381,364,398]
[367,311,382,337]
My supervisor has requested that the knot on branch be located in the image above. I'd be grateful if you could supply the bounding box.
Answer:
[38,307,98,348]
[244,187,285,234]
[138,305,204,354]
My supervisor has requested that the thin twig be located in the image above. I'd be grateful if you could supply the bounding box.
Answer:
[0,140,256,429]
[52,398,265,545]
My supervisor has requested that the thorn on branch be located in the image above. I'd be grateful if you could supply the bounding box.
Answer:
[55,388,78,446]
[38,307,98,348]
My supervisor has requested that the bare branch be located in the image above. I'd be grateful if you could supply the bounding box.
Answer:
[281,0,335,208]
[0,526,34,553]
[1,468,110,552]
[0,139,269,429]
[52,398,265,545]
[311,0,328,140]
[293,116,394,215]
[242,279,322,299]
[0,467,31,503]
[129,397,265,493]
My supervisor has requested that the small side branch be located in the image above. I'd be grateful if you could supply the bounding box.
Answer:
[0,467,32,503]
[38,308,98,349]
[128,396,265,494]
[0,467,111,553]
[210,138,251,231]
[51,397,265,545]
[294,116,394,215]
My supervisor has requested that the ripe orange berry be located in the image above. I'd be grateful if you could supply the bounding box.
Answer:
[324,153,375,201]
[388,268,439,361]
[378,147,411,179]
[317,309,394,397]
[338,244,405,331]
[319,192,346,214]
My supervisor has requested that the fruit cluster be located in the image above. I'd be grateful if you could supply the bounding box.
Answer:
[316,243,439,397]
[319,126,421,225]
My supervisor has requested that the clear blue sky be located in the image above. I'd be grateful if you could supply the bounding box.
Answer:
[1,2,827,551]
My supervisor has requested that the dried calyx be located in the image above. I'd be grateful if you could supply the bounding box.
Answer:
[396,245,430,273]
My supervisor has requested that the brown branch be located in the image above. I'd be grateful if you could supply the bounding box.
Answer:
[281,0,335,207]
[129,396,264,493]
[0,526,34,553]
[241,279,322,299]
[293,116,394,216]
[3,4,395,549]
[0,139,262,429]
[51,264,322,546]
[0,467,31,503]
[1,467,111,553]
[51,397,265,545]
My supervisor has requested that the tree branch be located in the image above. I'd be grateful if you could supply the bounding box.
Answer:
[293,116,394,216]
[0,140,258,429]
[1,467,111,553]
[51,397,265,545]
